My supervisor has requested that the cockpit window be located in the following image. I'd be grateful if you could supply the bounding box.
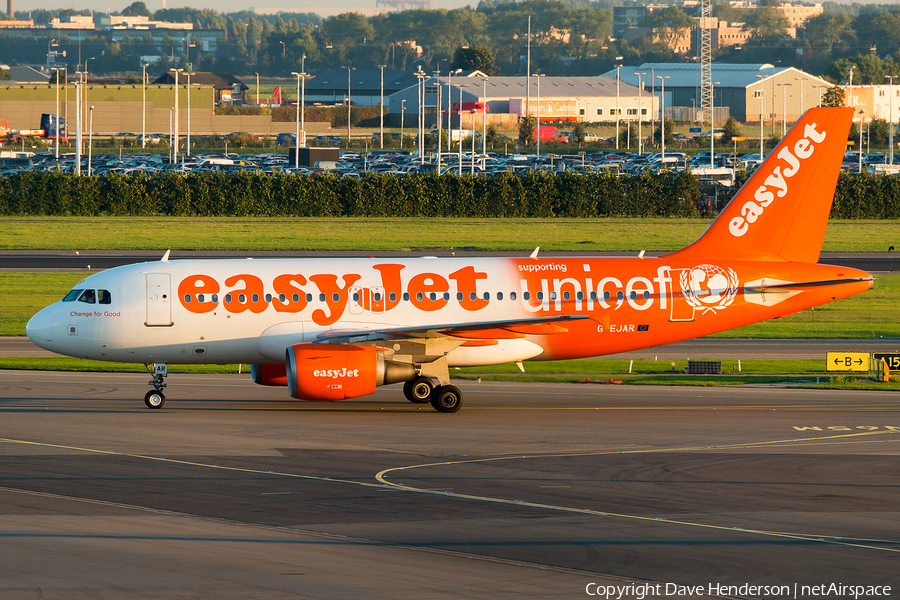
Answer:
[77,289,96,304]
[62,289,83,302]
[98,290,111,305]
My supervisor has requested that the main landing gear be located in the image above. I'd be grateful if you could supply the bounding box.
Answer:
[144,363,167,409]
[402,376,463,413]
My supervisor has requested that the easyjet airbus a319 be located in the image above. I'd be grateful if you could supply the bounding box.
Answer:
[27,107,872,412]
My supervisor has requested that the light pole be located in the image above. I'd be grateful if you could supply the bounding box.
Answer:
[615,57,623,150]
[648,66,655,144]
[457,85,464,175]
[795,76,808,115]
[656,75,669,162]
[300,54,307,132]
[414,68,427,163]
[88,105,93,176]
[169,68,183,164]
[634,71,646,154]
[51,67,61,159]
[758,87,765,159]
[341,65,351,149]
[710,80,720,168]
[291,71,302,168]
[279,40,285,56]
[378,64,386,149]
[858,109,865,172]
[434,70,442,168]
[255,72,259,105]
[186,71,193,160]
[447,69,461,152]
[481,76,488,159]
[47,38,57,68]
[141,63,147,148]
[777,82,792,138]
[401,99,406,149]
[74,71,83,175]
[534,73,543,157]
[471,108,476,175]
[887,75,896,165]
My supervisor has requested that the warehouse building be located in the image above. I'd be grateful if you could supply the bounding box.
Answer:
[602,62,831,124]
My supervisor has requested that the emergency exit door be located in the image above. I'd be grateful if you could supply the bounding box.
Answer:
[146,273,173,327]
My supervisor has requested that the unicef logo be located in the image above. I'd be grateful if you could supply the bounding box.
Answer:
[680,264,739,315]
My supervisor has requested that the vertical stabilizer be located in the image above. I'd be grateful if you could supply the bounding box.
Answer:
[665,107,853,264]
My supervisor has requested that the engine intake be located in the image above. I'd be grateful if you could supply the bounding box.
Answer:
[250,363,288,386]
[286,343,416,401]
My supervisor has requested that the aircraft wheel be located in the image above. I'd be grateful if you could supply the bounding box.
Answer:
[431,385,463,413]
[144,390,165,409]
[405,377,434,404]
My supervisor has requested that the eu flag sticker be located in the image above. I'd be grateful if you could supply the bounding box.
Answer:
[637,324,650,331]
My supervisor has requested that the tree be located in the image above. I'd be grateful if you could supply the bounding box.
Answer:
[571,121,586,143]
[0,67,8,81]
[653,119,675,146]
[722,116,740,143]
[122,1,152,17]
[644,6,693,51]
[823,54,900,85]
[450,44,498,75]
[822,86,846,107]
[518,115,536,145]
[742,2,789,38]
[869,119,889,147]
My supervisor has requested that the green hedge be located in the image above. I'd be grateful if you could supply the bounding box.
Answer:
[0,170,700,218]
[1,170,895,218]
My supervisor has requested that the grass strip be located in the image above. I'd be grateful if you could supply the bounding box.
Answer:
[3,217,900,252]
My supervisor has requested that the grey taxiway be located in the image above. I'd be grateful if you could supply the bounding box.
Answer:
[0,371,897,599]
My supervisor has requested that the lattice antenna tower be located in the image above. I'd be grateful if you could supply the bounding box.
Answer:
[698,0,712,124]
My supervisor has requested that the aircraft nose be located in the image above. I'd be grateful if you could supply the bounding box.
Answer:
[26,307,54,351]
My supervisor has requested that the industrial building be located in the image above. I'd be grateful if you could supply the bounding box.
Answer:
[387,73,657,127]
[603,63,831,124]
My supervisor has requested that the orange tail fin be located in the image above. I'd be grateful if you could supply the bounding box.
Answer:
[666,106,854,263]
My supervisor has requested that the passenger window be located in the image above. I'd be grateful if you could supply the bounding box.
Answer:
[484,292,490,300]
[62,289,83,302]
[470,292,477,301]
[306,294,313,302]
[416,292,423,301]
[390,292,397,302]
[457,292,463,301]
[523,292,530,300]
[443,292,450,301]
[98,290,111,304]
[77,289,96,304]
[617,291,624,300]
[511,291,517,301]
[198,294,205,303]
[497,292,504,300]
[374,292,382,302]
[403,292,410,301]
[319,294,326,302]
[537,292,543,300]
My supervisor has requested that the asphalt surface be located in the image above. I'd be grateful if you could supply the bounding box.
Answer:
[2,250,900,272]
[0,372,898,599]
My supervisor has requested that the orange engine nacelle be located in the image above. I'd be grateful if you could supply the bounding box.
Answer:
[286,343,416,401]
[251,363,288,386]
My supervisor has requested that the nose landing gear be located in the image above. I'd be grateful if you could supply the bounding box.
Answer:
[144,363,168,409]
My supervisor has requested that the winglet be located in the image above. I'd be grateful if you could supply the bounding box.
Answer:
[530,247,540,259]
[161,250,170,262]
[665,107,854,264]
